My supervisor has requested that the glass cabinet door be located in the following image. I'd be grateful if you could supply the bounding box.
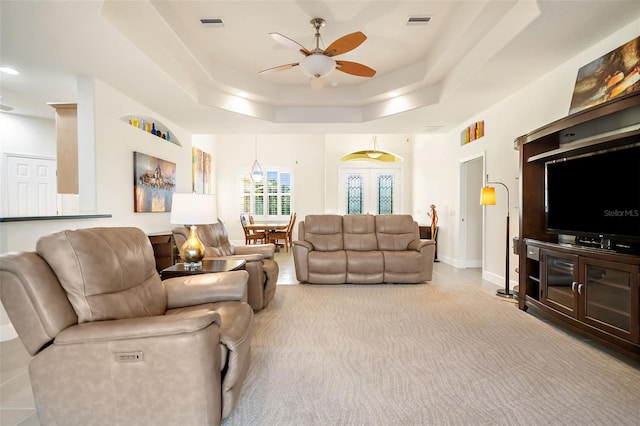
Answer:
[541,251,578,317]
[581,258,637,341]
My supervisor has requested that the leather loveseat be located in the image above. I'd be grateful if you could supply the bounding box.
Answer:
[293,214,436,284]
[173,219,279,311]
[0,227,253,425]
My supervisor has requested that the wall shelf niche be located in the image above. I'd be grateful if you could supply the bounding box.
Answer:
[121,115,181,147]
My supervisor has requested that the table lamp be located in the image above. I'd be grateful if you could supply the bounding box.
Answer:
[170,193,217,269]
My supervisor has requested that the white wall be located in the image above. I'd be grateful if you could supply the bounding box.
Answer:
[412,133,459,264]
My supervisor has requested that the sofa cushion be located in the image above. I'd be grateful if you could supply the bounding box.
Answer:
[375,215,418,251]
[346,251,383,283]
[37,227,166,323]
[308,251,347,284]
[304,215,344,251]
[343,214,378,251]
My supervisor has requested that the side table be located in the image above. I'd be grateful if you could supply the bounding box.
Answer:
[160,259,246,280]
[148,232,178,272]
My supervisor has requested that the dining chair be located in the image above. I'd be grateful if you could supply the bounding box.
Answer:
[240,213,265,244]
[269,212,296,252]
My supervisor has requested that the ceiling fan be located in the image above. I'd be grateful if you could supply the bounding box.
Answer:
[259,18,376,86]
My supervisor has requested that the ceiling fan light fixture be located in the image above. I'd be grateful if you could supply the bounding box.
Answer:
[300,54,336,78]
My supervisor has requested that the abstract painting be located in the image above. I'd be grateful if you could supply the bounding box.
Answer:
[133,151,176,212]
[192,147,213,194]
[569,36,640,114]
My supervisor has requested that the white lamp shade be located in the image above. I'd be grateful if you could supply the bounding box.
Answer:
[299,54,336,78]
[170,193,218,225]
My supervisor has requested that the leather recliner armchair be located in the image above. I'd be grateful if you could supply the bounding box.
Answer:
[0,227,253,425]
[173,220,279,311]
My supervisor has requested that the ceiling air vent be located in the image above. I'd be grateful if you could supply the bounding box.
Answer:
[407,17,431,26]
[200,18,225,28]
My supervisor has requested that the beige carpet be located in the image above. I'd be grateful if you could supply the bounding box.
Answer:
[224,266,640,425]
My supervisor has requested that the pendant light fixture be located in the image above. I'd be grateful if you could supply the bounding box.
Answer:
[366,135,382,159]
[250,135,265,182]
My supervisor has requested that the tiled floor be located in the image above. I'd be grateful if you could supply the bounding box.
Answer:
[0,249,298,425]
[0,337,38,425]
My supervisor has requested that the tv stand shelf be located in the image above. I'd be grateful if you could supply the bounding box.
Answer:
[516,92,640,361]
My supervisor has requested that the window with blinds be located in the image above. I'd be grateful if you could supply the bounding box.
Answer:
[240,167,292,219]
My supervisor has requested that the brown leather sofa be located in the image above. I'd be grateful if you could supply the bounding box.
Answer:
[173,219,279,311]
[293,214,436,284]
[0,227,253,425]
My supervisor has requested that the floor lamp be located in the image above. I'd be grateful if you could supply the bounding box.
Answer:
[481,175,513,298]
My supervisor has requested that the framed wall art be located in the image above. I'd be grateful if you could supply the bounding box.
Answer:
[133,151,176,212]
[192,147,213,194]
[569,36,640,114]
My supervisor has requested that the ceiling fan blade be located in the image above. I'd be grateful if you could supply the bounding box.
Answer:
[335,61,376,77]
[310,77,325,91]
[259,63,299,74]
[323,31,367,57]
[270,32,311,56]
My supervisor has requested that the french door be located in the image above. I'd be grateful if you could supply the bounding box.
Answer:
[338,166,400,215]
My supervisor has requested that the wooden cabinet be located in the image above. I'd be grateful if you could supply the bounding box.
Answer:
[579,257,638,343]
[516,92,640,360]
[538,246,638,343]
[419,225,439,261]
[148,233,177,272]
[526,240,640,357]
[540,249,578,317]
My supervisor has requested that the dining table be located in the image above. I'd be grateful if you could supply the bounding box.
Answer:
[245,223,288,246]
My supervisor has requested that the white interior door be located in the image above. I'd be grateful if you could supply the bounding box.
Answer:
[459,155,484,268]
[5,155,57,216]
[338,165,400,214]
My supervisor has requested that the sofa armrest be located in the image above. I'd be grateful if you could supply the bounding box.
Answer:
[292,240,313,251]
[408,239,435,251]
[55,309,221,344]
[234,244,276,259]
[164,270,249,309]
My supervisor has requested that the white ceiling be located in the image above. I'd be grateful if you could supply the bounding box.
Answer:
[2,0,640,134]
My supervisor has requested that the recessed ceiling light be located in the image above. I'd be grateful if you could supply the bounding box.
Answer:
[330,81,339,87]
[200,18,224,28]
[0,67,20,75]
[407,17,431,26]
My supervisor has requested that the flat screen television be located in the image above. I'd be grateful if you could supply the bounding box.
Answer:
[545,143,640,246]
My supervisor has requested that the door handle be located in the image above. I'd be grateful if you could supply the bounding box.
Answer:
[578,283,584,295]
[571,282,577,292]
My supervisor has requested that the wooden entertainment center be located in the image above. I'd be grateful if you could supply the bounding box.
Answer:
[515,91,640,360]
